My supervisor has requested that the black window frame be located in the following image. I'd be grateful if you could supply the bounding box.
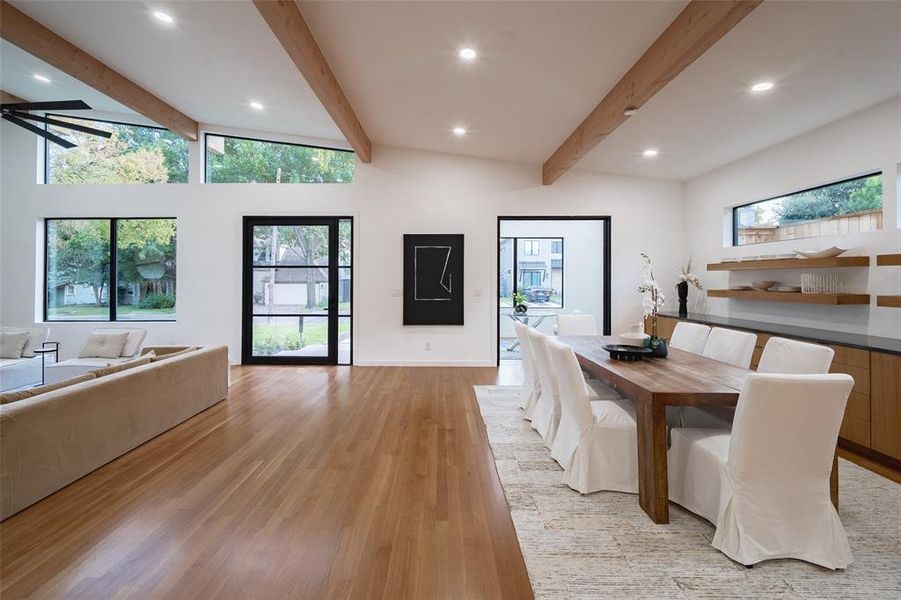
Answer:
[44,217,177,322]
[43,114,188,185]
[499,236,565,308]
[732,171,883,247]
[497,216,611,367]
[203,132,355,184]
[241,216,353,366]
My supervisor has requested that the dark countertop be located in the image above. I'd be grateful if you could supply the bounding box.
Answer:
[657,312,901,356]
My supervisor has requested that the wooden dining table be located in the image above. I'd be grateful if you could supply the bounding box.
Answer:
[558,335,840,524]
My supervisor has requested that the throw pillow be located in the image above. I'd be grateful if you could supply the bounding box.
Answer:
[0,332,29,359]
[19,330,42,357]
[149,346,198,363]
[117,329,147,357]
[90,355,152,378]
[0,373,97,405]
[79,332,130,359]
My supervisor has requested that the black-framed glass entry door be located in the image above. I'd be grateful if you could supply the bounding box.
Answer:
[242,216,352,365]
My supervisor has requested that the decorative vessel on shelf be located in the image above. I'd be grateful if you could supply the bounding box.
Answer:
[750,280,777,291]
[637,253,668,358]
[676,257,703,318]
[796,246,848,259]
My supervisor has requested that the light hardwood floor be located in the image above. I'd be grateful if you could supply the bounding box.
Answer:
[0,366,533,599]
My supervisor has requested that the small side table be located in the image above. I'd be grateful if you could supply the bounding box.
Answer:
[32,342,59,386]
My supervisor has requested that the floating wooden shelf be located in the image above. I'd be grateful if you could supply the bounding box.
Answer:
[707,256,869,271]
[708,289,870,305]
[877,295,901,308]
[876,254,901,267]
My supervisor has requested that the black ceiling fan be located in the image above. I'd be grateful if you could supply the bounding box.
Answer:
[0,99,112,149]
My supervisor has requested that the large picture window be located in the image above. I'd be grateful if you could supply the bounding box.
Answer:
[733,173,883,246]
[498,237,563,308]
[46,218,176,321]
[45,116,188,184]
[205,134,354,183]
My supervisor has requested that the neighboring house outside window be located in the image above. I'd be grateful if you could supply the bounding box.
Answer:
[45,218,177,321]
[520,269,543,288]
[498,237,564,308]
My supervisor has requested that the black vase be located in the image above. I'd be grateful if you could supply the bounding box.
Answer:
[677,281,689,318]
[649,336,668,358]
[514,303,528,314]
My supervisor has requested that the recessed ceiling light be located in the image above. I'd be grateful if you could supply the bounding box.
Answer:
[750,81,774,93]
[249,101,264,111]
[153,11,174,24]
[458,48,477,61]
[642,148,659,158]
[452,127,467,137]
[33,73,51,83]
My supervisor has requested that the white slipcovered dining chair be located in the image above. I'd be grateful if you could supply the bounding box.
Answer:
[669,322,711,354]
[527,328,561,446]
[680,327,758,428]
[668,373,854,569]
[514,321,541,420]
[555,313,598,336]
[701,327,757,369]
[757,337,834,374]
[546,337,638,494]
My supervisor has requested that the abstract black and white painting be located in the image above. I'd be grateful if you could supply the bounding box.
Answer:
[403,234,464,325]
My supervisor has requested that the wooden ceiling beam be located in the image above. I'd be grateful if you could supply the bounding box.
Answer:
[0,0,198,140]
[254,0,372,162]
[1,89,27,104]
[542,0,762,185]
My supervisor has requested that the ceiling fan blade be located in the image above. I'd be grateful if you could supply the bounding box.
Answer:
[2,114,76,149]
[0,99,91,112]
[6,111,112,138]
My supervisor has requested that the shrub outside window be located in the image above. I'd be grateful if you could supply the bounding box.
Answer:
[46,218,176,321]
[45,116,188,184]
[733,173,882,246]
[205,134,354,183]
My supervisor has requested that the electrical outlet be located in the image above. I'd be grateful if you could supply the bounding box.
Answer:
[425,342,432,351]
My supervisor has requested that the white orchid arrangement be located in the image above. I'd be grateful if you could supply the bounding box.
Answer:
[677,257,703,290]
[637,253,665,337]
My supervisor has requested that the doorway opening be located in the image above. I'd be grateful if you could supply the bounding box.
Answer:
[497,216,610,365]
[242,216,352,365]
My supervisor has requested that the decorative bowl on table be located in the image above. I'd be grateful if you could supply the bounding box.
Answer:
[603,344,652,361]
[795,247,848,259]
[750,280,776,291]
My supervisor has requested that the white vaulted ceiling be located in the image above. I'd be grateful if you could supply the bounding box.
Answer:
[2,0,898,180]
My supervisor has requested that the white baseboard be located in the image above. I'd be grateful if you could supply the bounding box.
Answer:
[353,359,496,367]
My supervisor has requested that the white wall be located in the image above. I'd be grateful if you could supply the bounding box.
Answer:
[0,121,684,365]
[683,99,901,338]
[499,219,605,337]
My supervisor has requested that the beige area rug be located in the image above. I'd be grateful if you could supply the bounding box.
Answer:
[474,385,901,600]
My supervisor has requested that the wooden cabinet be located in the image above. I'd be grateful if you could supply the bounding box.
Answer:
[648,315,899,469]
[871,352,901,461]
[648,315,677,342]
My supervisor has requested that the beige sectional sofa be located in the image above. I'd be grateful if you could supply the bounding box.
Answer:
[0,345,228,520]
